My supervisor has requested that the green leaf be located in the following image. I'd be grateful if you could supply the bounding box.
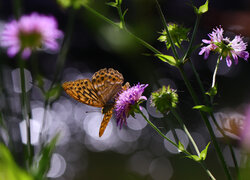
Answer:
[205,86,217,97]
[186,154,202,162]
[45,84,61,102]
[178,141,185,152]
[200,142,210,160]
[33,134,60,180]
[198,0,209,14]
[122,9,128,19]
[106,2,118,8]
[0,144,33,180]
[155,54,178,66]
[192,105,212,113]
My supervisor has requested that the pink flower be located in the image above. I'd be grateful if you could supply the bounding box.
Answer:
[1,12,63,59]
[199,26,249,67]
[115,83,148,128]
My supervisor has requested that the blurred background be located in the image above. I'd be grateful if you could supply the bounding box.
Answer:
[0,0,250,179]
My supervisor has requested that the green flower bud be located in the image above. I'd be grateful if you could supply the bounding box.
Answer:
[151,85,178,114]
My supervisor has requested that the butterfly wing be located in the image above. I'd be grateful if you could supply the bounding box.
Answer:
[62,79,104,107]
[92,68,124,103]
[99,107,113,137]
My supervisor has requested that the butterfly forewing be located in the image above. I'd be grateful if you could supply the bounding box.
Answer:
[62,68,126,137]
[92,68,124,103]
[62,79,104,107]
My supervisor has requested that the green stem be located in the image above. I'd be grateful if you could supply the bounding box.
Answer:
[83,5,161,54]
[178,65,232,180]
[19,58,32,169]
[84,5,120,28]
[117,5,125,29]
[154,0,179,59]
[211,56,221,88]
[139,109,216,180]
[171,108,200,156]
[182,15,201,61]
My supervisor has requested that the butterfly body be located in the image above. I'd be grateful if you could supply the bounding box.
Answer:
[62,68,129,137]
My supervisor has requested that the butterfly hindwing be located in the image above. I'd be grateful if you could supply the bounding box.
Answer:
[99,107,113,137]
[62,79,104,107]
[62,68,127,137]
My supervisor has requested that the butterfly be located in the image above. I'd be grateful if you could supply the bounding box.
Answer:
[62,68,129,137]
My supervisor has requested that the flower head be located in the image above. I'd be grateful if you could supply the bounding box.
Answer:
[115,83,148,128]
[199,26,249,67]
[158,23,190,50]
[151,85,178,114]
[1,12,63,59]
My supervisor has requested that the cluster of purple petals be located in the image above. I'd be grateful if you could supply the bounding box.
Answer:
[199,26,249,67]
[115,83,148,129]
[0,12,63,59]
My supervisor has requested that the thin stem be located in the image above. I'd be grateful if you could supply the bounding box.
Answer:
[19,58,32,169]
[84,5,120,28]
[182,15,201,61]
[171,107,200,156]
[211,56,221,88]
[117,5,125,29]
[138,110,181,150]
[178,65,232,180]
[154,0,179,59]
[83,5,161,54]
[139,109,216,180]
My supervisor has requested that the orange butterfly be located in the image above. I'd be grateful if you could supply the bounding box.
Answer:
[62,68,129,137]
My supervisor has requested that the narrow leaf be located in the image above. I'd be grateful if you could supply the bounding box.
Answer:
[193,105,212,113]
[106,2,118,8]
[200,142,210,160]
[155,54,177,66]
[198,0,209,14]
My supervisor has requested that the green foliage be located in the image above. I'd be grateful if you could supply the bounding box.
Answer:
[178,141,185,152]
[186,154,201,161]
[200,142,210,160]
[32,134,59,180]
[194,0,209,15]
[206,85,217,97]
[193,105,212,113]
[151,85,178,114]
[45,84,62,103]
[158,23,190,50]
[57,0,88,9]
[155,54,178,67]
[0,144,33,180]
[106,0,122,8]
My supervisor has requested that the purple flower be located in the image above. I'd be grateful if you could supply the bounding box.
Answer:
[115,83,148,128]
[199,26,249,67]
[1,12,63,59]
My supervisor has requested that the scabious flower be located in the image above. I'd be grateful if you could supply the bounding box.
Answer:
[151,85,178,114]
[115,83,148,128]
[0,12,63,59]
[199,26,249,67]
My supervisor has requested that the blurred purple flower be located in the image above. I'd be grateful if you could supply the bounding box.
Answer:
[115,83,148,128]
[1,12,63,59]
[240,107,250,151]
[199,26,249,67]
